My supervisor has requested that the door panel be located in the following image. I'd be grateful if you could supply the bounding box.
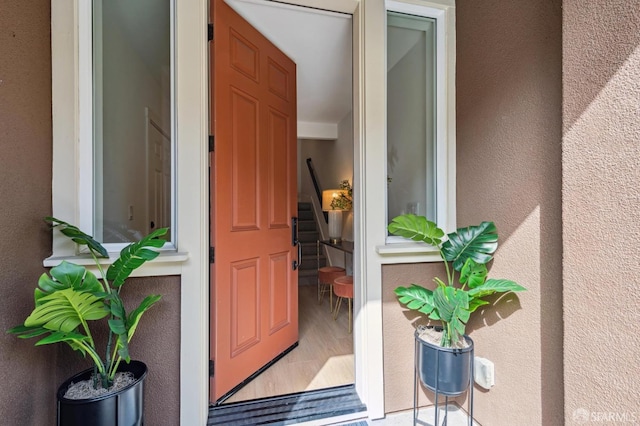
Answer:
[210,0,298,402]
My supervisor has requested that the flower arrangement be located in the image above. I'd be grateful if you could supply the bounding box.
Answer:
[330,179,353,211]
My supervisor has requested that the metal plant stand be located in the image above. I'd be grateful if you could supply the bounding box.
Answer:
[413,336,475,426]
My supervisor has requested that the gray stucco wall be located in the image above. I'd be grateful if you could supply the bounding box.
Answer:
[0,2,181,424]
[563,2,640,423]
[382,0,564,424]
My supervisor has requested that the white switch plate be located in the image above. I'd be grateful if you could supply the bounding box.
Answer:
[474,356,495,389]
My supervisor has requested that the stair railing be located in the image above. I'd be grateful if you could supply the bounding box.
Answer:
[306,158,328,223]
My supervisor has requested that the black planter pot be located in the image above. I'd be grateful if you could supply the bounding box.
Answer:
[57,360,147,426]
[415,328,474,397]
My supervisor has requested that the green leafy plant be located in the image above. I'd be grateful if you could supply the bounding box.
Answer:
[8,217,167,389]
[330,179,353,211]
[388,214,526,347]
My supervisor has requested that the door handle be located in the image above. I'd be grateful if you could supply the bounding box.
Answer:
[292,243,302,271]
[292,217,300,270]
[291,217,299,246]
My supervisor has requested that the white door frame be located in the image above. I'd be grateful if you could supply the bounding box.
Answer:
[179,0,388,423]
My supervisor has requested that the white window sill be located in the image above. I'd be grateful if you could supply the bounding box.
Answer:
[376,242,443,264]
[43,251,189,277]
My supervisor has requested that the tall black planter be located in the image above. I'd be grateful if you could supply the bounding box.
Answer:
[415,328,473,396]
[57,360,147,426]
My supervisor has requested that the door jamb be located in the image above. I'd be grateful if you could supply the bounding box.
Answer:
[181,0,387,423]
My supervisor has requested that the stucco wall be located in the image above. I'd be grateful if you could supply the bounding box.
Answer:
[0,1,55,424]
[0,2,181,424]
[563,2,640,424]
[382,0,563,424]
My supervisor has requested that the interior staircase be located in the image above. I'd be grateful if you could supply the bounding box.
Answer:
[297,202,325,285]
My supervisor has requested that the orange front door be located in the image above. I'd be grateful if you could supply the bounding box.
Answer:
[209,0,298,402]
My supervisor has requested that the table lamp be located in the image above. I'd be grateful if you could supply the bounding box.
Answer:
[322,189,348,244]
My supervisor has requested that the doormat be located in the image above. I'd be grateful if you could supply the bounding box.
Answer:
[208,384,367,425]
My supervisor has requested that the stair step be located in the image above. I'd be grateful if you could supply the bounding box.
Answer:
[300,257,324,270]
[300,243,318,255]
[298,220,317,232]
[298,210,314,221]
[298,230,319,242]
[298,269,318,278]
[297,202,312,211]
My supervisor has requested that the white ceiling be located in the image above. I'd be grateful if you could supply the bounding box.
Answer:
[111,0,352,138]
[226,0,353,132]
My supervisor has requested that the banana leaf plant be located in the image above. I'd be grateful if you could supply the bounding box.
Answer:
[8,217,167,389]
[388,214,526,347]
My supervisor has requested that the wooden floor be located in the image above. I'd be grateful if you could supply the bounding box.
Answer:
[225,284,354,403]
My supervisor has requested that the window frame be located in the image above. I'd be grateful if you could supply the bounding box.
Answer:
[48,0,191,276]
[378,0,456,261]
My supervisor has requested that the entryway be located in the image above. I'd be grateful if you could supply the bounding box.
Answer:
[209,0,357,412]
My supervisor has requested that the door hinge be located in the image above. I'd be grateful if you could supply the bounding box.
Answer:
[209,360,215,377]
[208,23,213,41]
[209,246,215,264]
[209,135,215,152]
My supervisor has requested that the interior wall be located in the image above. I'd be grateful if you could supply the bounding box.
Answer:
[298,113,354,200]
[102,1,167,239]
[381,0,563,424]
[0,1,55,423]
[563,1,640,422]
[387,22,429,220]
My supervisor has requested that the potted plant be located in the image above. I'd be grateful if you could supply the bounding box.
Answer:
[387,214,526,396]
[7,217,168,426]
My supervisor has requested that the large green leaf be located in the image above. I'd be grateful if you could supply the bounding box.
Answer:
[24,288,109,333]
[394,284,436,316]
[441,222,498,271]
[6,324,50,339]
[107,227,168,288]
[109,294,161,362]
[387,215,444,247]
[468,279,526,299]
[459,258,487,289]
[126,294,162,340]
[468,297,490,313]
[34,330,90,347]
[45,217,108,258]
[34,262,103,305]
[433,286,470,346]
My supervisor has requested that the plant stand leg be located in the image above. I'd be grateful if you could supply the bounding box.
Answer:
[468,345,474,426]
[434,348,440,426]
[413,338,418,426]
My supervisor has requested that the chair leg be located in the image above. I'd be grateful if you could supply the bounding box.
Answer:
[333,297,342,320]
[329,285,333,312]
[348,298,352,334]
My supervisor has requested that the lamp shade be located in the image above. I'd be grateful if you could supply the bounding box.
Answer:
[322,189,339,211]
[322,189,348,211]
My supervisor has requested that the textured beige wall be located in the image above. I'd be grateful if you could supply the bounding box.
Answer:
[0,2,181,424]
[563,2,640,423]
[0,1,56,424]
[382,0,563,424]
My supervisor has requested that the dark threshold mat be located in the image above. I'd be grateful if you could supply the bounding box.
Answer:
[208,384,367,425]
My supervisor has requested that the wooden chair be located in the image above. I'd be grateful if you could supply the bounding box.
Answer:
[332,275,354,333]
[317,266,346,312]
